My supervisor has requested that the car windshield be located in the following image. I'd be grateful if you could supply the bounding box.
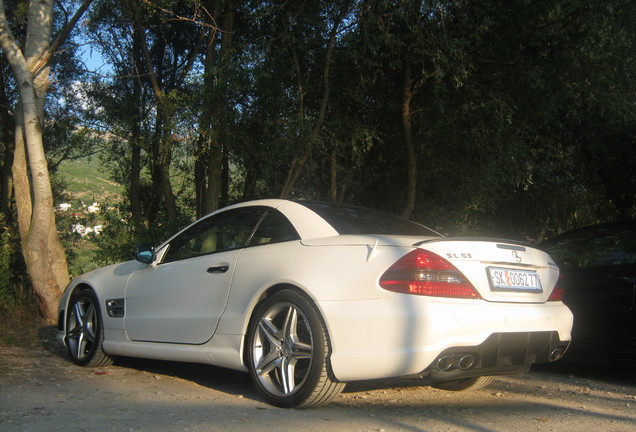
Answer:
[297,201,441,236]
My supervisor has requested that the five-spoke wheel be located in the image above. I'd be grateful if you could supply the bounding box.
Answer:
[247,290,344,408]
[65,290,114,367]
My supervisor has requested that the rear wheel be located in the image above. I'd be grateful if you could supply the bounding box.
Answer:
[65,290,115,367]
[430,375,494,391]
[246,290,345,408]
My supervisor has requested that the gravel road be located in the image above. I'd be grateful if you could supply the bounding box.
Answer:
[1,329,634,432]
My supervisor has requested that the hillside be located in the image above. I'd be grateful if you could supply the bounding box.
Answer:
[55,157,122,205]
[54,158,123,276]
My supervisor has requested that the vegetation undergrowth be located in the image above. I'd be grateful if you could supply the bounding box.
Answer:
[0,307,49,349]
[0,215,53,348]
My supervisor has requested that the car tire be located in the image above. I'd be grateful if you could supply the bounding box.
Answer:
[65,290,115,367]
[246,290,345,408]
[430,375,494,391]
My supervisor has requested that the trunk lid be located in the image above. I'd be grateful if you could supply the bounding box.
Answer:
[417,238,559,303]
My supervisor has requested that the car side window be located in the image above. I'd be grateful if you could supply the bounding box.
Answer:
[549,228,636,268]
[162,208,266,263]
[587,231,636,266]
[248,210,300,246]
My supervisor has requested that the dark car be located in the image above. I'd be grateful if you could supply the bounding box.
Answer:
[542,220,636,365]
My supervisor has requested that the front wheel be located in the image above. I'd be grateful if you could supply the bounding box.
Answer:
[65,290,115,367]
[246,290,345,408]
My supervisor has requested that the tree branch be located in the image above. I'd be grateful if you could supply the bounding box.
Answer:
[32,0,94,79]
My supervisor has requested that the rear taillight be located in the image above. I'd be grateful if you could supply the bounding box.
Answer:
[547,273,564,301]
[380,249,481,299]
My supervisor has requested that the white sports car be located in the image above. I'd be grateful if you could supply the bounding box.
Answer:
[57,199,573,407]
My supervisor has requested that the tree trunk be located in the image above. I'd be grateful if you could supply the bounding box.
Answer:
[199,1,234,216]
[279,3,349,199]
[0,0,92,321]
[330,148,338,202]
[17,69,68,323]
[129,28,143,234]
[159,132,177,222]
[0,71,15,220]
[11,106,32,240]
[400,61,417,220]
[129,0,207,222]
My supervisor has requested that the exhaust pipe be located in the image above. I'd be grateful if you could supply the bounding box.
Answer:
[437,356,454,371]
[436,354,477,371]
[458,355,475,370]
[550,348,565,361]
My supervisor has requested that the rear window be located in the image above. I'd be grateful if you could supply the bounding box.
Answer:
[297,201,440,236]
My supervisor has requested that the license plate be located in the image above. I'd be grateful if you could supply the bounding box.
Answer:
[487,267,543,293]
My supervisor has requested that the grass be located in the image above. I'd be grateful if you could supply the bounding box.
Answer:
[55,157,123,205]
[68,241,102,276]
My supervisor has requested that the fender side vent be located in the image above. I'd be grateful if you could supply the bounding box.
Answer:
[106,299,125,318]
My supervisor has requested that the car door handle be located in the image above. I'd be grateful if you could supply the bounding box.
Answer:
[207,265,229,273]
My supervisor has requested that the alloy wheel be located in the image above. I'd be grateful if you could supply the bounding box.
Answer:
[251,301,314,397]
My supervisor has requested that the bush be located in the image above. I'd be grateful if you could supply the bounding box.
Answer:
[0,214,35,314]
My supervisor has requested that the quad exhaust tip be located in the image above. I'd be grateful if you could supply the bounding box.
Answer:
[458,354,475,370]
[550,348,566,361]
[437,356,454,371]
[436,354,476,371]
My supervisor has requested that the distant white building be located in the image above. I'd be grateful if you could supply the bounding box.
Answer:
[72,224,86,236]
[71,224,102,237]
[58,203,72,211]
[87,202,100,213]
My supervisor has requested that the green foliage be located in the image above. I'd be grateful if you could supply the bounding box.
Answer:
[92,202,193,266]
[334,0,636,239]
[0,215,33,313]
[55,0,636,243]
[3,0,633,301]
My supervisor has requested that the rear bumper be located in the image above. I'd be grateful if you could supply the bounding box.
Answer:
[420,331,569,382]
[321,294,573,382]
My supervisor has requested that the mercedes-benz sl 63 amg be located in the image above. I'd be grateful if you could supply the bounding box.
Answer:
[57,200,573,407]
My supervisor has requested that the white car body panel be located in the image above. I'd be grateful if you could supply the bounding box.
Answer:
[123,248,241,344]
[57,199,573,386]
[321,297,572,380]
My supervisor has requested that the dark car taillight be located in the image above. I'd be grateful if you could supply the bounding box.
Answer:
[547,273,564,301]
[380,249,481,299]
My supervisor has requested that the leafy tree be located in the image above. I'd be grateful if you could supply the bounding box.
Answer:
[86,0,209,230]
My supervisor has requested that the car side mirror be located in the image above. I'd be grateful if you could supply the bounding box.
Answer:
[132,244,155,264]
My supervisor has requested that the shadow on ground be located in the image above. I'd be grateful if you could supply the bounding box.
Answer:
[44,322,635,401]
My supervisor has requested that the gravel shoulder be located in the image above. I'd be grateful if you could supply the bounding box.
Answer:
[1,327,634,432]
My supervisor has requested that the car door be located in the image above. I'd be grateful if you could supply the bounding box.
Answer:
[124,207,267,344]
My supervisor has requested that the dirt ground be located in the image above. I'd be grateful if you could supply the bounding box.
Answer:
[1,327,634,432]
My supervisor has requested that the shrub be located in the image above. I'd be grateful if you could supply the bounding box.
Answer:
[0,215,35,314]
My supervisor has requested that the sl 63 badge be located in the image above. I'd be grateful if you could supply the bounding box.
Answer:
[446,252,472,259]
